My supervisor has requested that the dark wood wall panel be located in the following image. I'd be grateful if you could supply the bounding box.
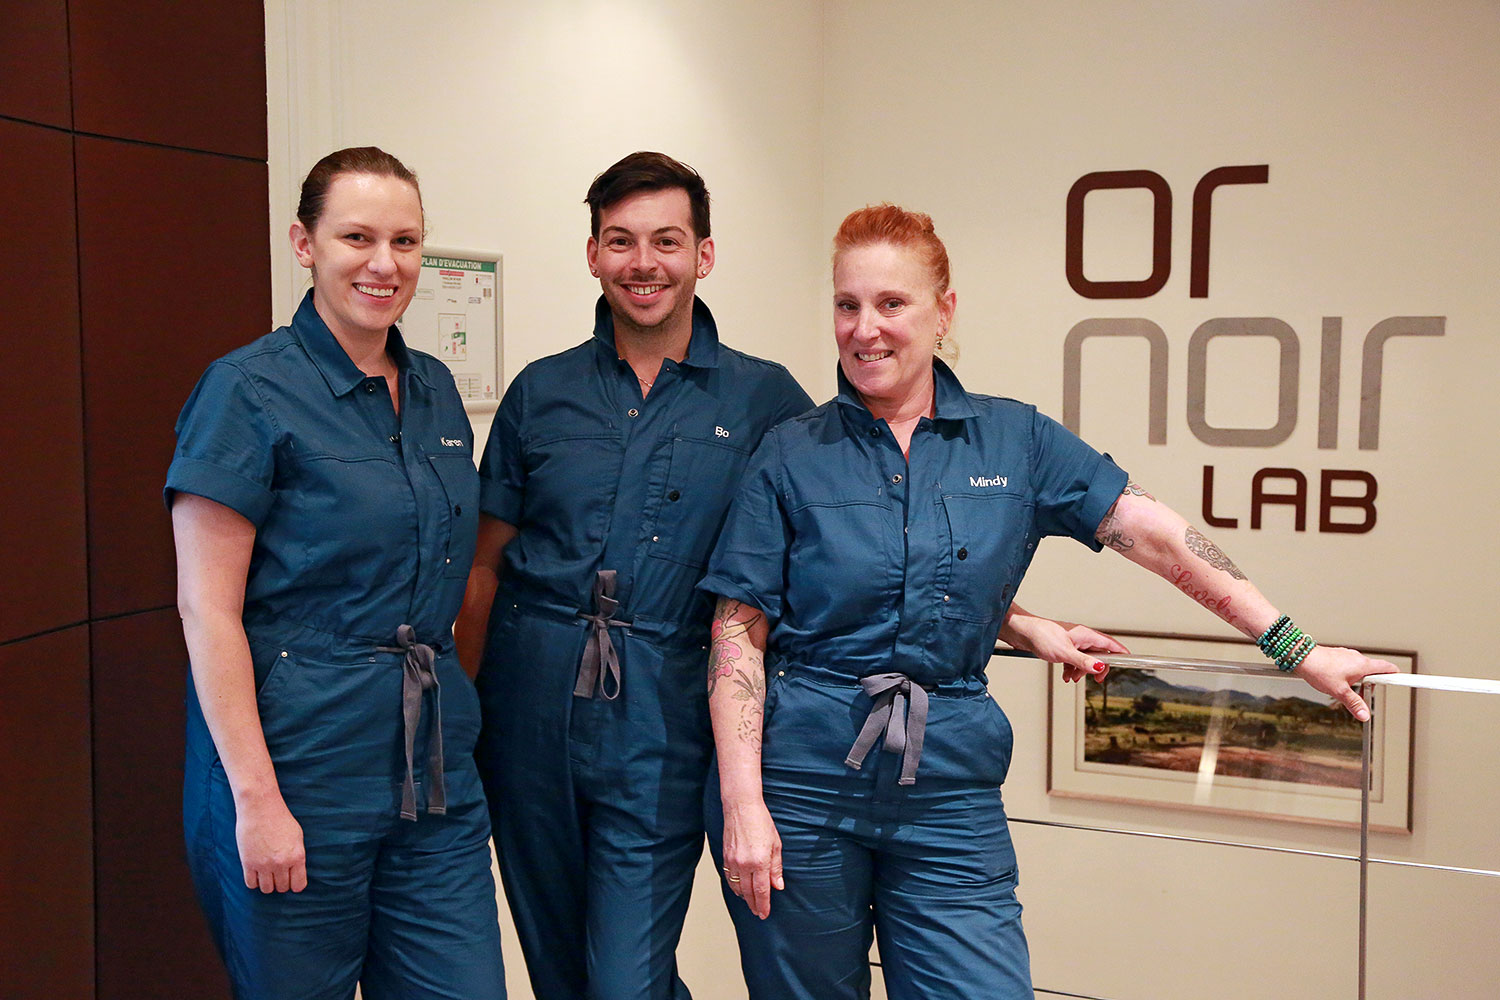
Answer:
[0,626,94,1000]
[0,120,88,644]
[0,0,72,128]
[76,138,271,619]
[92,608,228,999]
[68,0,267,158]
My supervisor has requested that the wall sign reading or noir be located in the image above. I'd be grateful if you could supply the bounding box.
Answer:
[1061,166,1445,535]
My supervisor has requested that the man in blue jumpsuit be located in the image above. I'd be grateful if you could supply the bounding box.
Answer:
[455,152,814,1000]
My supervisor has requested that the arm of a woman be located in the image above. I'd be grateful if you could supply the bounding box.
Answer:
[707,595,781,919]
[999,602,1130,683]
[1094,483,1397,720]
[172,493,306,894]
[454,514,519,678]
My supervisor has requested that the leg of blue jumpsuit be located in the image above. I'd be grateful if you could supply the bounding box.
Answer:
[870,782,1031,1000]
[576,644,707,999]
[186,764,373,999]
[361,792,505,1000]
[188,646,506,1000]
[476,610,591,999]
[705,763,877,1000]
[187,669,375,1000]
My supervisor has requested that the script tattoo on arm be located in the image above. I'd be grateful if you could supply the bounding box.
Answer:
[1095,481,1154,553]
[1184,525,1246,580]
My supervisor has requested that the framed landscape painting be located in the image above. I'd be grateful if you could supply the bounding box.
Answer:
[1047,631,1415,832]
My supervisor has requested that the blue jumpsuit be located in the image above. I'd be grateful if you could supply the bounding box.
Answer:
[474,296,811,1000]
[166,291,505,1000]
[699,360,1128,1000]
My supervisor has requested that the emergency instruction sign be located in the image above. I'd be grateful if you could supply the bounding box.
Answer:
[399,249,502,406]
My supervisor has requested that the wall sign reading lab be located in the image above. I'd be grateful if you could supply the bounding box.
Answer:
[1061,165,1445,535]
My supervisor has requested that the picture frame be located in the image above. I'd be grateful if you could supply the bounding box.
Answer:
[1046,630,1416,832]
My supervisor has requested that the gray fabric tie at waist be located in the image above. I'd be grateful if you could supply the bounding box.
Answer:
[376,625,445,821]
[844,672,929,786]
[574,569,632,701]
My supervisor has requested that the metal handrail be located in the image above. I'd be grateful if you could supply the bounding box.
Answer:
[996,651,1500,1000]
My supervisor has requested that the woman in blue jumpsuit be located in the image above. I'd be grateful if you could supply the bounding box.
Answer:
[167,147,505,1000]
[699,204,1397,999]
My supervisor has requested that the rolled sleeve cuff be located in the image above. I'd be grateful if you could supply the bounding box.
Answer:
[478,480,523,524]
[1078,455,1130,552]
[695,573,781,624]
[164,456,275,526]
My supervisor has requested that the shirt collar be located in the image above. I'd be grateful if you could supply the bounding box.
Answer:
[833,357,979,424]
[591,294,722,370]
[290,289,429,397]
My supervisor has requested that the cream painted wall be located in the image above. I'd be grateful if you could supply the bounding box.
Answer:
[266,2,1500,998]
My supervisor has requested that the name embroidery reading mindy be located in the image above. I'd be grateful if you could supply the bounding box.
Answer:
[969,474,1008,488]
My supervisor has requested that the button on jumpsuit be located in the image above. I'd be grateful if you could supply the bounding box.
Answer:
[166,291,505,1000]
[473,297,811,1000]
[699,361,1128,1000]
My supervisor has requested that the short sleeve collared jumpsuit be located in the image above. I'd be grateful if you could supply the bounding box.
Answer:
[699,360,1128,1000]
[166,291,506,1000]
[473,297,812,999]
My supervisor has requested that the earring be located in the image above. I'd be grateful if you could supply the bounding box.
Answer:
[697,269,707,278]
[590,268,599,277]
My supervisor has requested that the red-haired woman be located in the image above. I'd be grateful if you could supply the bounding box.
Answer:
[699,204,1395,998]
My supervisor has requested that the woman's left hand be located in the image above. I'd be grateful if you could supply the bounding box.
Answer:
[1006,615,1130,683]
[1294,646,1399,722]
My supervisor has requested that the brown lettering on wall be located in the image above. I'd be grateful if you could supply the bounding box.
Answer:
[1201,466,1239,528]
[1065,170,1172,299]
[1189,165,1269,298]
[1251,467,1308,531]
[1319,470,1378,534]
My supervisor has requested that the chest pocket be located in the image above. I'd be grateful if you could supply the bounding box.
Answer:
[938,491,1031,624]
[427,452,480,579]
[648,434,752,568]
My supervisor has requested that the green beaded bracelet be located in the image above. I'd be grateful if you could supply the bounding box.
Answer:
[1257,615,1293,655]
[1283,637,1317,672]
[1258,616,1316,672]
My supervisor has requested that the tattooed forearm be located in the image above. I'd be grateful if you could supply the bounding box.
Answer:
[708,599,769,750]
[1167,564,1238,623]
[1095,501,1134,553]
[1096,483,1156,553]
[707,599,763,696]
[1184,526,1246,580]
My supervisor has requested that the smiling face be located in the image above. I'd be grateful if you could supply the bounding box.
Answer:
[833,241,955,419]
[586,186,714,341]
[289,172,424,344]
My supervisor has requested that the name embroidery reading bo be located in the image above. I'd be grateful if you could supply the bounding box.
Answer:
[969,474,1008,488]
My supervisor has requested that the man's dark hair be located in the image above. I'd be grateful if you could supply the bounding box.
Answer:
[585,151,710,240]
